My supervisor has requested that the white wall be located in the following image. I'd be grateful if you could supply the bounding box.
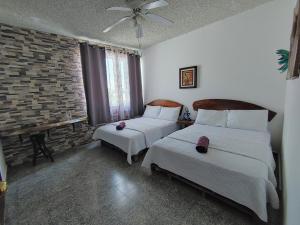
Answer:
[282,77,300,225]
[142,0,294,151]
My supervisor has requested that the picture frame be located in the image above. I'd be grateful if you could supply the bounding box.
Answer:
[179,66,197,89]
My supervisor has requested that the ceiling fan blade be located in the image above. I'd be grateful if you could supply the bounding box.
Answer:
[144,13,173,26]
[106,7,132,12]
[103,16,133,33]
[135,23,144,39]
[141,0,169,10]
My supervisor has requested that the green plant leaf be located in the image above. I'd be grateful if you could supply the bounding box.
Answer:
[276,49,289,73]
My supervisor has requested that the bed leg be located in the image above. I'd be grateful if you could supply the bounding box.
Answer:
[151,164,161,173]
[98,140,102,147]
[167,173,172,180]
[132,155,139,162]
[251,215,266,225]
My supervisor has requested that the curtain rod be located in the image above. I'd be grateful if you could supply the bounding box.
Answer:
[78,39,140,55]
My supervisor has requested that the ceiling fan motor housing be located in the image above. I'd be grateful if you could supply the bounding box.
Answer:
[133,8,142,14]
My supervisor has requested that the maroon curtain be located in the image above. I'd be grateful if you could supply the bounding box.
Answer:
[128,54,144,117]
[80,43,111,125]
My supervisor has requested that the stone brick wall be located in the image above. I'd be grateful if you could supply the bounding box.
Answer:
[0,23,93,166]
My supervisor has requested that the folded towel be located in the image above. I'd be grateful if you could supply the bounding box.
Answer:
[116,121,126,130]
[196,136,209,153]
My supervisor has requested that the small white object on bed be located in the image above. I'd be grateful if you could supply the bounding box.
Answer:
[158,107,181,121]
[143,105,161,118]
[227,110,269,131]
[195,109,228,127]
[93,102,182,164]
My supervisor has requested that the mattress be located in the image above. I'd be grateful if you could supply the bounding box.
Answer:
[141,124,279,222]
[93,117,179,164]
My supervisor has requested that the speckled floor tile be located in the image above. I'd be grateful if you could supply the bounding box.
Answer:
[5,143,280,225]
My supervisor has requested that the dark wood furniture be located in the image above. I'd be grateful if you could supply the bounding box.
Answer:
[0,117,87,165]
[177,120,194,128]
[192,99,276,121]
[30,133,54,166]
[273,151,282,191]
[147,99,184,115]
[0,117,87,140]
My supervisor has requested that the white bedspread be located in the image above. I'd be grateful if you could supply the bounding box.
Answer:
[142,124,279,222]
[93,117,178,164]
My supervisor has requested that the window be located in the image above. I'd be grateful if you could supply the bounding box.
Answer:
[106,50,131,121]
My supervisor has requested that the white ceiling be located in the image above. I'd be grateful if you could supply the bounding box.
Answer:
[0,0,272,49]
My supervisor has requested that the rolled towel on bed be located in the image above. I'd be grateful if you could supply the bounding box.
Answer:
[196,136,209,153]
[116,121,126,130]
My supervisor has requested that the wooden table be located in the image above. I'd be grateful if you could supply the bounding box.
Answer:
[0,117,87,140]
[0,117,87,165]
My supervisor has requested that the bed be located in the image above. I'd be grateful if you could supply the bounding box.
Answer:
[141,99,279,222]
[93,99,183,164]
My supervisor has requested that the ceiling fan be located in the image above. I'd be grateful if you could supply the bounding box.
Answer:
[103,0,174,39]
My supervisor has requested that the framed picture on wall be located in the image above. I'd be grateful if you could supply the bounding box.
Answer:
[179,66,197,89]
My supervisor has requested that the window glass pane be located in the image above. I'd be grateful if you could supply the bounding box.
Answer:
[105,50,131,121]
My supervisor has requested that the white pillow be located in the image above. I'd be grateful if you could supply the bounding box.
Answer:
[158,107,181,121]
[195,109,227,127]
[143,105,161,118]
[227,110,268,131]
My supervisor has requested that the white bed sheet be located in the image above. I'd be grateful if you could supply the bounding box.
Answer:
[93,117,178,164]
[142,124,279,222]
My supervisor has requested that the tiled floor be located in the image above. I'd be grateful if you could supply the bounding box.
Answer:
[5,143,279,225]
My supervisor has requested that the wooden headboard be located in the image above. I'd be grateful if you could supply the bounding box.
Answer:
[192,99,276,121]
[147,99,184,115]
